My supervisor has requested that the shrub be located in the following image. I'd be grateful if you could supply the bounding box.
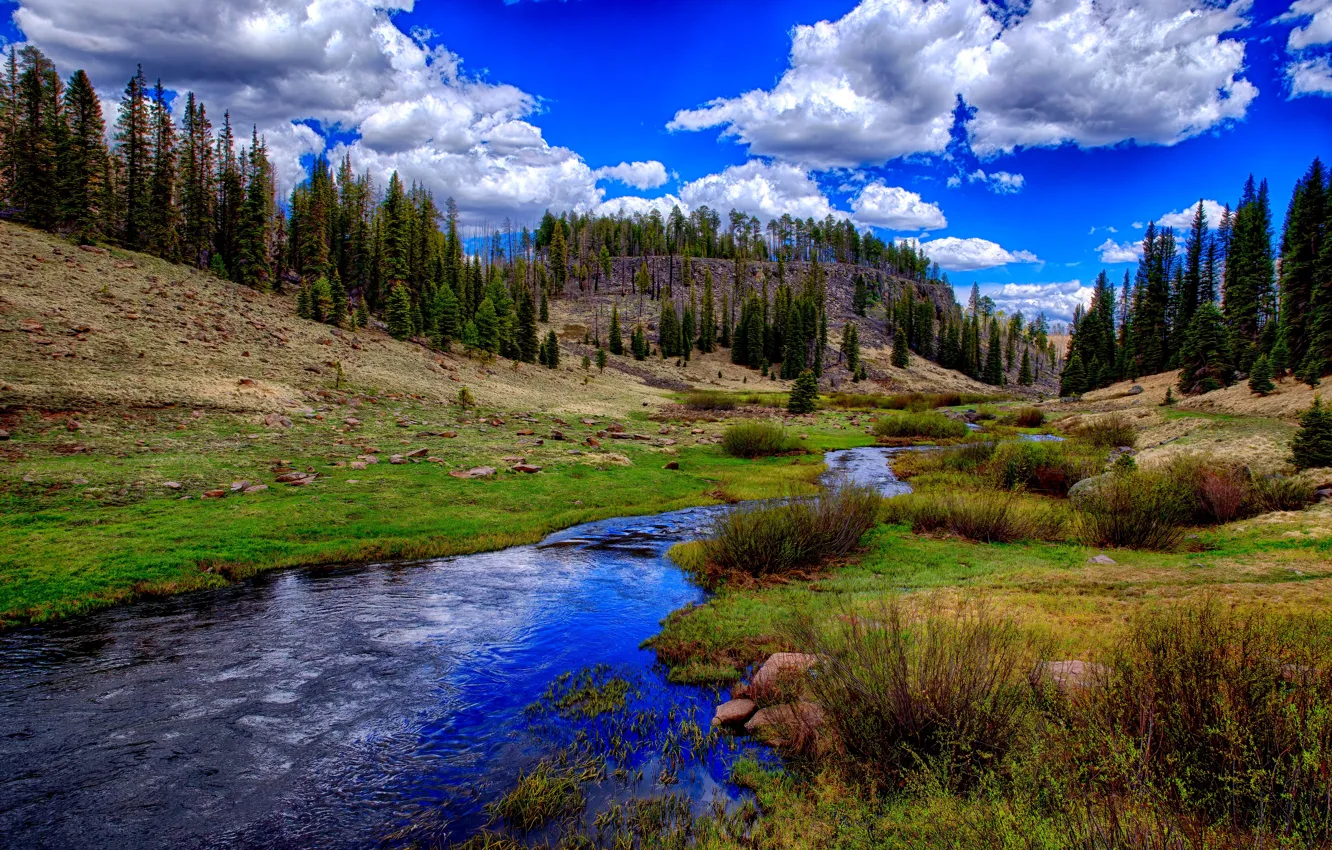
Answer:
[986,441,1097,496]
[700,480,882,578]
[1248,474,1316,513]
[1066,413,1137,448]
[682,390,736,411]
[719,421,801,458]
[1011,406,1046,428]
[793,600,1037,792]
[873,412,969,440]
[1081,604,1332,837]
[1074,470,1188,550]
[788,370,819,414]
[885,491,1066,543]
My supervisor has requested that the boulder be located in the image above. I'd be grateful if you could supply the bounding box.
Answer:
[65,419,81,432]
[744,701,826,746]
[517,429,535,436]
[357,455,379,464]
[344,417,361,427]
[243,485,269,494]
[1316,488,1332,503]
[512,464,542,474]
[201,489,226,499]
[1039,660,1107,693]
[1127,385,1144,396]
[750,652,819,697]
[0,429,9,440]
[405,448,429,458]
[1086,554,1117,565]
[1068,473,1111,507]
[230,480,251,492]
[263,413,293,429]
[549,430,566,441]
[163,481,182,490]
[275,471,315,484]
[349,461,367,471]
[664,461,680,470]
[389,455,407,465]
[449,466,497,479]
[711,698,757,728]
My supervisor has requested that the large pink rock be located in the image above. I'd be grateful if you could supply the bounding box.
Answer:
[750,652,819,697]
[1040,660,1107,693]
[744,702,826,747]
[711,698,757,728]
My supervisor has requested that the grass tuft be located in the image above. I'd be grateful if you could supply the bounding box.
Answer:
[873,412,969,440]
[719,421,803,458]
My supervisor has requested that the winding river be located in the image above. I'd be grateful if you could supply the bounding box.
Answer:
[0,446,911,849]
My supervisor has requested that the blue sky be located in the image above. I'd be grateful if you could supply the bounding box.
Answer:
[6,0,1331,320]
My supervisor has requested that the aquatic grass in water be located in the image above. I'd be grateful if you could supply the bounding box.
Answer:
[528,664,639,720]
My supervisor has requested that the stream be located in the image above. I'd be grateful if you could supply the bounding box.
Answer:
[0,446,913,849]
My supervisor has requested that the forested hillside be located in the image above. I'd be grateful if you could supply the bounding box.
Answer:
[0,45,1057,396]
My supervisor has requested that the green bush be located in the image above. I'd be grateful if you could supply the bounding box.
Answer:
[1248,474,1317,513]
[700,480,882,578]
[681,390,735,411]
[884,491,1066,543]
[719,421,802,458]
[1292,396,1332,470]
[1074,470,1189,550]
[986,441,1097,496]
[1066,413,1137,448]
[793,600,1037,792]
[1011,406,1046,427]
[873,412,969,440]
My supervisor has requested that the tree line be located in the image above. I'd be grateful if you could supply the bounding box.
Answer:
[1062,158,1332,396]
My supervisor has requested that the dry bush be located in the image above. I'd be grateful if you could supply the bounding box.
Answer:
[1067,413,1138,448]
[885,491,1067,543]
[1012,406,1046,428]
[682,390,736,411]
[719,421,801,458]
[1074,471,1189,550]
[700,480,882,578]
[792,599,1038,792]
[987,441,1098,496]
[873,412,969,440]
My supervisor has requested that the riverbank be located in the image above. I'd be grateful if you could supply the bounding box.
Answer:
[0,397,882,626]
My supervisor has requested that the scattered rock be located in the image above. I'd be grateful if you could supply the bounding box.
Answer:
[243,485,269,494]
[1127,385,1144,396]
[0,429,9,440]
[349,461,367,470]
[201,489,227,499]
[517,429,535,436]
[163,481,182,490]
[712,698,758,728]
[405,448,429,458]
[72,477,88,485]
[263,413,293,429]
[65,419,81,432]
[239,378,256,386]
[1040,660,1107,693]
[230,480,251,492]
[549,430,566,441]
[1316,488,1332,503]
[345,417,361,427]
[751,652,819,697]
[512,464,542,474]
[1086,554,1117,565]
[449,466,497,479]
[744,702,825,745]
[357,455,379,464]
[275,471,316,484]
[389,455,407,464]
[586,437,601,448]
[664,461,680,470]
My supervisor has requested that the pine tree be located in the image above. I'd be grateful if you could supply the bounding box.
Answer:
[788,369,818,414]
[13,47,63,229]
[1060,353,1087,397]
[549,218,568,292]
[113,68,152,246]
[461,320,479,349]
[235,129,274,290]
[177,92,215,267]
[1248,354,1274,395]
[1177,301,1234,395]
[1291,397,1332,471]
[57,69,107,240]
[659,301,677,358]
[434,285,459,350]
[328,273,348,327]
[356,299,370,333]
[386,284,413,340]
[840,322,860,373]
[595,347,607,372]
[1281,159,1326,370]
[145,79,179,260]
[852,274,868,316]
[608,304,623,355]
[543,330,559,369]
[982,320,1005,385]
[516,285,538,363]
[698,270,716,352]
[475,297,499,352]
[891,327,909,368]
[1018,347,1033,386]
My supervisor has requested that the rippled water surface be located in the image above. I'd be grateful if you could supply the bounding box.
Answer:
[0,446,910,849]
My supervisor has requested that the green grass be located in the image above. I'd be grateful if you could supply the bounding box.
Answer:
[0,402,873,626]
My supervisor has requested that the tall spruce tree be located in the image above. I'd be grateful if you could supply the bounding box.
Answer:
[57,69,107,240]
[982,320,1005,385]
[145,79,179,260]
[13,47,63,228]
[114,66,150,248]
[1177,301,1233,395]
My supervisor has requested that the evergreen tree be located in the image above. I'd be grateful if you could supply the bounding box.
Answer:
[1223,176,1276,371]
[549,218,568,292]
[386,284,413,340]
[1291,397,1332,471]
[516,285,538,363]
[788,369,818,414]
[1280,159,1326,371]
[461,320,479,348]
[434,285,460,350]
[891,327,909,368]
[982,320,1004,385]
[57,69,107,240]
[595,347,607,372]
[1060,353,1087,397]
[355,299,370,334]
[145,79,179,260]
[608,303,624,355]
[698,270,716,352]
[1177,301,1234,395]
[12,47,63,229]
[1018,347,1033,386]
[719,292,731,348]
[114,68,153,246]
[840,322,860,373]
[543,330,560,369]
[235,129,274,290]
[475,297,499,352]
[852,274,868,316]
[177,92,215,267]
[1248,354,1274,395]
[328,273,348,327]
[659,300,678,358]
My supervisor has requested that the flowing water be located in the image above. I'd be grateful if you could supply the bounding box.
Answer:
[0,446,912,849]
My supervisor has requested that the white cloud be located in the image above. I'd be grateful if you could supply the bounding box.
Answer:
[851,182,947,230]
[13,0,610,222]
[592,194,685,218]
[904,236,1041,271]
[593,160,670,190]
[678,161,843,222]
[1098,238,1142,263]
[985,281,1094,323]
[669,0,1257,167]
[967,169,1025,194]
[1280,0,1332,97]
[1157,199,1227,229]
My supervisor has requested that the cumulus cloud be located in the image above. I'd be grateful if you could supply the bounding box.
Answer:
[968,169,1025,194]
[1098,238,1143,263]
[985,281,1094,323]
[591,161,845,224]
[1280,0,1332,97]
[592,193,685,218]
[904,236,1041,271]
[1157,199,1227,229]
[12,0,609,222]
[850,182,947,230]
[593,160,670,190]
[669,0,1257,167]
